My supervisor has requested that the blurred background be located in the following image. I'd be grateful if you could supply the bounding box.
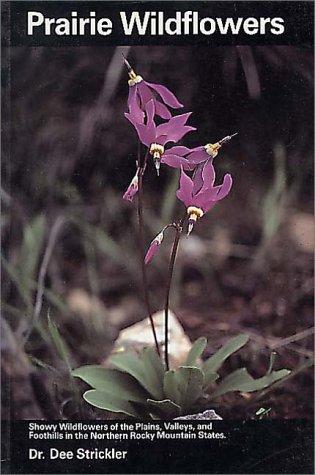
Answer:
[2,45,314,420]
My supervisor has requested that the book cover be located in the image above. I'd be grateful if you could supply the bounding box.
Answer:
[1,1,314,474]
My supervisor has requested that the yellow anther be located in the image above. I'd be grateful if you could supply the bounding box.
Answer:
[128,71,143,86]
[187,206,204,221]
[149,143,165,160]
[204,142,221,158]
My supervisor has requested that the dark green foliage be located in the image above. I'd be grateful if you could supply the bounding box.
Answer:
[73,334,290,419]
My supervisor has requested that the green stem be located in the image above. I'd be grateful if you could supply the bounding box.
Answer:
[137,149,160,356]
[164,224,182,370]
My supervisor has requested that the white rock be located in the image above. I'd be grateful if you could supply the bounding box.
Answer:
[109,310,192,368]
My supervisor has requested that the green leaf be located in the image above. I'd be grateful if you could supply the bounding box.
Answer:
[72,365,147,403]
[210,368,291,399]
[1,255,31,307]
[141,347,165,398]
[109,349,163,400]
[29,355,60,374]
[178,366,204,410]
[48,315,72,372]
[164,366,204,410]
[147,399,181,418]
[164,370,181,405]
[203,334,249,374]
[185,337,207,366]
[83,389,140,418]
[19,215,45,293]
[203,370,219,389]
[77,221,137,276]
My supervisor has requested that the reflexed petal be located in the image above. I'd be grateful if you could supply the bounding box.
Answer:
[156,134,170,146]
[215,174,233,200]
[127,86,144,123]
[157,112,192,136]
[135,122,156,146]
[193,159,216,194]
[124,111,136,127]
[198,198,217,213]
[155,112,194,144]
[146,81,183,108]
[125,100,157,146]
[165,146,192,156]
[192,164,204,195]
[145,99,156,124]
[159,125,196,145]
[161,154,191,169]
[201,159,216,189]
[186,146,208,165]
[138,81,153,107]
[155,100,172,120]
[176,167,194,207]
[193,190,215,211]
[195,174,233,212]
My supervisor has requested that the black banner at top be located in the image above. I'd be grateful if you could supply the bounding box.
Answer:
[2,1,314,47]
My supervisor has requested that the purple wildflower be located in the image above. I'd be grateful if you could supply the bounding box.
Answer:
[144,231,164,265]
[185,134,238,166]
[160,145,195,171]
[123,171,139,202]
[125,61,183,122]
[176,161,233,235]
[125,100,195,174]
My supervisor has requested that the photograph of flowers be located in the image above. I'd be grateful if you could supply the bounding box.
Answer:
[2,42,313,425]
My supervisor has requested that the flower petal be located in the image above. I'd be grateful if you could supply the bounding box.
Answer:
[125,99,157,146]
[161,154,191,169]
[127,86,144,123]
[138,81,153,107]
[157,125,196,145]
[165,146,192,156]
[215,174,233,200]
[193,159,216,194]
[146,81,183,109]
[154,100,172,120]
[195,174,233,212]
[135,123,156,146]
[176,167,194,207]
[157,113,192,137]
[125,112,156,146]
[186,146,208,165]
[145,99,156,124]
[192,165,204,195]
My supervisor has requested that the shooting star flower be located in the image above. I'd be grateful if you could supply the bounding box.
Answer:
[185,134,238,166]
[176,161,233,235]
[124,57,183,121]
[125,100,195,174]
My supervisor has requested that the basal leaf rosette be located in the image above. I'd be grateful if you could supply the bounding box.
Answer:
[73,335,290,419]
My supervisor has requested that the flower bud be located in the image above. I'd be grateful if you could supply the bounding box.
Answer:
[144,231,164,265]
[123,173,139,202]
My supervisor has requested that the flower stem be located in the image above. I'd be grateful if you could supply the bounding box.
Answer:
[164,223,183,370]
[137,148,160,357]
